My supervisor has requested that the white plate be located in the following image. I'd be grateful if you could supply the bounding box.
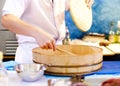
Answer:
[70,0,92,32]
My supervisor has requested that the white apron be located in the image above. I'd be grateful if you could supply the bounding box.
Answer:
[2,0,68,63]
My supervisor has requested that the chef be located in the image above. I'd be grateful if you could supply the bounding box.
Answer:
[1,0,94,63]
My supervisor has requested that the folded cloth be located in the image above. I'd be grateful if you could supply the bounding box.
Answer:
[3,61,17,70]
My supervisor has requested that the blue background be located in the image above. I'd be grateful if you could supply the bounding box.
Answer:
[65,0,120,39]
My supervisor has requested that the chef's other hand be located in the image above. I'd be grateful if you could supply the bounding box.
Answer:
[85,0,94,9]
[102,78,120,86]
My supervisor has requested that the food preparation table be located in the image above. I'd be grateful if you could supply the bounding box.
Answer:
[3,61,120,86]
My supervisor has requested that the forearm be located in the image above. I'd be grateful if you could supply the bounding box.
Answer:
[1,14,55,49]
[1,14,46,39]
[66,0,70,11]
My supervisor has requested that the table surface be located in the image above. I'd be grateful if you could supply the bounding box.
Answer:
[6,71,120,86]
[91,61,120,74]
[1,61,120,86]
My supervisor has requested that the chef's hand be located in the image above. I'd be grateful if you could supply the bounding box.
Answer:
[40,39,56,51]
[102,78,120,86]
[35,31,56,51]
[85,0,94,9]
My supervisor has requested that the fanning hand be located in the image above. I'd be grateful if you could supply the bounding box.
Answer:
[85,0,94,9]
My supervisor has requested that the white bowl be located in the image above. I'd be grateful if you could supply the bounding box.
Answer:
[15,63,47,82]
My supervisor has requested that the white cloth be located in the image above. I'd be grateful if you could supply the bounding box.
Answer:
[2,0,69,63]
